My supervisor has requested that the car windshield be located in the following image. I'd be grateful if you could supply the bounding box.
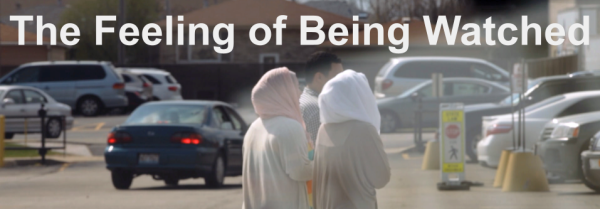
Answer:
[124,104,208,125]
[498,81,541,105]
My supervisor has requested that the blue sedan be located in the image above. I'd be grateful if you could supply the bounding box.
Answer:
[104,101,247,189]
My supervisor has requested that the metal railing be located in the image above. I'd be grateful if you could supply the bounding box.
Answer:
[2,104,68,165]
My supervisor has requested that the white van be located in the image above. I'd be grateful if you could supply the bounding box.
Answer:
[374,57,510,98]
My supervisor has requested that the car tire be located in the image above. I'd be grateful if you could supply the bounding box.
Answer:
[111,170,133,190]
[466,129,480,162]
[164,177,179,187]
[78,97,103,117]
[205,155,225,188]
[5,133,14,139]
[380,111,400,133]
[45,118,62,139]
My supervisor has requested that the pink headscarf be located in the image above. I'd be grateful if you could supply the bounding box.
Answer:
[251,67,305,128]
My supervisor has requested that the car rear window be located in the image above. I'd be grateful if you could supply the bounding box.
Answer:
[122,74,132,83]
[165,75,178,84]
[125,105,207,125]
[143,75,161,84]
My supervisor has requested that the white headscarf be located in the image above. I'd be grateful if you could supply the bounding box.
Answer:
[319,70,381,132]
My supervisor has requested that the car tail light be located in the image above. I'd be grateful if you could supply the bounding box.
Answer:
[143,82,152,88]
[113,83,125,89]
[168,86,178,91]
[171,133,202,145]
[382,79,393,91]
[485,124,512,137]
[107,132,132,144]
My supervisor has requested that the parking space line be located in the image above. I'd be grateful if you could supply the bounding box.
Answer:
[94,122,105,131]
[402,153,410,160]
[59,163,70,172]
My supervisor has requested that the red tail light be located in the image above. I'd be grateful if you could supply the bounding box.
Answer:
[143,82,152,88]
[171,133,202,145]
[113,83,125,89]
[486,124,512,137]
[382,79,393,91]
[168,86,178,91]
[107,132,132,144]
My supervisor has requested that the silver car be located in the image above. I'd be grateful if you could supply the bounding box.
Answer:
[377,78,510,133]
[374,57,510,98]
[0,61,128,116]
[0,86,74,139]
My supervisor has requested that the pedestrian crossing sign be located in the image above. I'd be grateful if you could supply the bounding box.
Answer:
[439,103,467,188]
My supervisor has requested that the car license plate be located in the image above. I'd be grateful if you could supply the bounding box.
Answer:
[139,154,159,164]
[590,159,600,170]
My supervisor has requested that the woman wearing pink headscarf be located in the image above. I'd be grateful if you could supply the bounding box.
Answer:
[242,67,313,209]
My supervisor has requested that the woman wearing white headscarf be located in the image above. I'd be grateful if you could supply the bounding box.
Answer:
[313,70,391,209]
[242,67,314,209]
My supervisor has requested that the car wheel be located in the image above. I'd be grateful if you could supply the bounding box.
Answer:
[45,118,62,139]
[111,170,133,190]
[78,97,102,116]
[466,130,481,162]
[380,111,399,133]
[164,177,179,187]
[205,155,225,188]
[4,133,14,139]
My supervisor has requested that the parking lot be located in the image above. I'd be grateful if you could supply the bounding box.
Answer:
[1,122,599,209]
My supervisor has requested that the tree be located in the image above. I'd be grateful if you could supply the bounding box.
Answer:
[60,0,160,64]
[368,0,473,23]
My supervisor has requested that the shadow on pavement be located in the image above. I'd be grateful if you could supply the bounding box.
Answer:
[131,184,242,191]
[557,191,600,196]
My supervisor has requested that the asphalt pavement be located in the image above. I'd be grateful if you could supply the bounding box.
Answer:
[2,114,599,208]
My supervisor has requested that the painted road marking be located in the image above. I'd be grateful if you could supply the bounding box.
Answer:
[94,123,105,131]
[402,153,410,160]
[59,163,70,172]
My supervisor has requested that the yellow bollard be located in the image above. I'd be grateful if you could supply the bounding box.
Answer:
[502,151,549,192]
[421,140,440,170]
[493,149,512,188]
[0,115,5,168]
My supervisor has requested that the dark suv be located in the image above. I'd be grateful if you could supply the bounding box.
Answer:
[464,74,600,161]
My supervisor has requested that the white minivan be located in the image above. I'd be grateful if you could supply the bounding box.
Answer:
[374,57,510,98]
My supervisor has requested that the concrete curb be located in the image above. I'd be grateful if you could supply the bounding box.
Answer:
[385,146,417,154]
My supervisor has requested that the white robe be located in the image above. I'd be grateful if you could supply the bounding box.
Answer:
[313,120,391,209]
[242,116,314,209]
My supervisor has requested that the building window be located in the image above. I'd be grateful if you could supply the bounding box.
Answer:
[259,53,279,64]
[177,31,231,63]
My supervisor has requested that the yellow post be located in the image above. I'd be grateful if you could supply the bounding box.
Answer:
[493,149,512,188]
[0,115,5,167]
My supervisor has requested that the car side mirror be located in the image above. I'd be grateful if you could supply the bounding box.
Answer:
[410,92,422,102]
[221,121,234,130]
[3,98,15,105]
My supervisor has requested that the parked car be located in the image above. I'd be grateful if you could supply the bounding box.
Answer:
[126,68,183,101]
[464,74,600,161]
[581,130,600,192]
[0,61,128,116]
[116,69,153,111]
[377,78,510,133]
[536,111,600,186]
[373,57,510,98]
[0,86,73,139]
[104,101,246,189]
[477,91,600,167]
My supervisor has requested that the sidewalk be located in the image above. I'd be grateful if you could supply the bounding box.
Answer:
[378,151,598,209]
